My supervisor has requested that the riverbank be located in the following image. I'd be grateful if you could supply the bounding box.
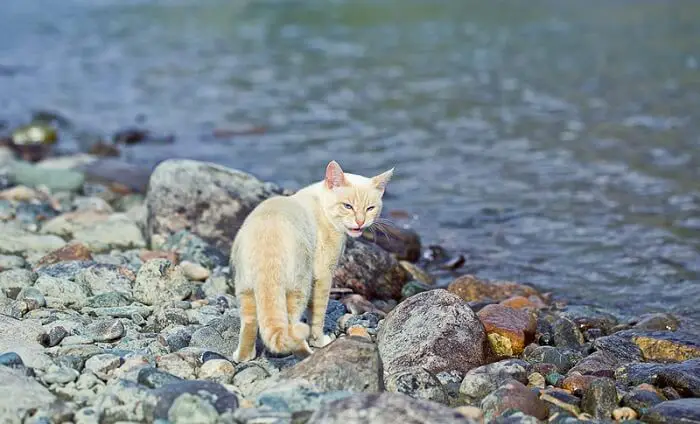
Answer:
[0,147,698,423]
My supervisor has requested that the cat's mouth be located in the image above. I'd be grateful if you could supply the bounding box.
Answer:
[346,227,364,238]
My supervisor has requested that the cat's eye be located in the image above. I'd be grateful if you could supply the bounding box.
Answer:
[366,206,375,211]
[342,203,353,210]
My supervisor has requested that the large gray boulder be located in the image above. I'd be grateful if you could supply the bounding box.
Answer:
[145,159,288,253]
[377,289,491,376]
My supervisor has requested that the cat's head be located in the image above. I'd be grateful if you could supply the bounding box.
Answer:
[319,160,394,238]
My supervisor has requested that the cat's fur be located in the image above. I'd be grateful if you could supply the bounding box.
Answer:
[230,160,394,361]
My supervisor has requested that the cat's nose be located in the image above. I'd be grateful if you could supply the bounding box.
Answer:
[355,218,365,227]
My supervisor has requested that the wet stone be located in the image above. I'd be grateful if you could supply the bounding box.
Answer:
[552,317,585,350]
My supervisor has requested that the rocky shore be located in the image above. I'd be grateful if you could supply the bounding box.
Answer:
[0,147,698,424]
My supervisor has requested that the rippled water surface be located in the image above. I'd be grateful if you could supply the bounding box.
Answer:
[2,0,700,321]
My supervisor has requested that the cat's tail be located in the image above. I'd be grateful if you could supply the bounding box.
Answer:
[254,268,310,354]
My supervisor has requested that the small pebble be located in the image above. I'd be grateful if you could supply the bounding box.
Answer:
[528,372,546,389]
[613,406,638,421]
[347,326,371,341]
[84,319,125,342]
[39,326,68,347]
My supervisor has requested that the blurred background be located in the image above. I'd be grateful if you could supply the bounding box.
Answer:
[1,0,699,322]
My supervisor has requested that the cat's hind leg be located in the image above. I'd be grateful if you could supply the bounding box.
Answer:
[233,290,258,362]
[286,289,313,357]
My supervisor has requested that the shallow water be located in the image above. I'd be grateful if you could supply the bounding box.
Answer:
[2,0,700,321]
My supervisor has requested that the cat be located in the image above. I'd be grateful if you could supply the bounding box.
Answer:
[230,160,394,362]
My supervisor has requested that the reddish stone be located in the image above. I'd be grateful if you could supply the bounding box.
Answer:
[139,249,179,265]
[563,372,597,396]
[448,274,546,304]
[501,295,547,310]
[35,242,93,268]
[477,304,538,356]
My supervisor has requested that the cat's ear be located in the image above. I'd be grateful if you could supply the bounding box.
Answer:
[325,160,346,189]
[372,167,394,192]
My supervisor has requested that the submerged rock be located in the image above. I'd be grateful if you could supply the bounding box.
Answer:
[378,289,490,376]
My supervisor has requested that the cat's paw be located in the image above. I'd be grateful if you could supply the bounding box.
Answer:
[232,347,256,363]
[309,333,334,349]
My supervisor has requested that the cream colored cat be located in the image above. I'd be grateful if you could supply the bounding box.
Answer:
[230,160,394,362]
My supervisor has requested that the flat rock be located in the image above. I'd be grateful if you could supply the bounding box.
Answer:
[333,237,411,301]
[378,289,490,376]
[642,398,700,424]
[447,275,545,304]
[279,336,381,392]
[615,329,700,363]
[145,159,287,253]
[256,379,352,414]
[0,367,57,419]
[477,304,537,357]
[0,223,65,256]
[152,379,239,420]
[306,392,477,424]
[34,242,93,268]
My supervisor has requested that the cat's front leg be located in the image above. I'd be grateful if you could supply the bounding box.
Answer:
[308,272,334,348]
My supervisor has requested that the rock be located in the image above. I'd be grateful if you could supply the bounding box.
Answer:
[8,161,84,192]
[347,326,371,340]
[454,406,483,422]
[152,380,239,420]
[477,304,537,357]
[615,329,700,362]
[256,379,352,414]
[539,388,581,417]
[377,289,490,376]
[500,295,547,310]
[613,406,638,421]
[552,317,585,350]
[301,298,347,336]
[656,358,700,397]
[35,243,93,268]
[92,378,158,422]
[39,325,68,347]
[0,367,56,419]
[78,157,153,194]
[0,352,26,370]
[0,254,25,271]
[361,225,422,262]
[158,231,228,270]
[631,313,681,332]
[447,275,545,304]
[133,259,191,305]
[83,318,125,342]
[306,392,476,424]
[622,386,665,413]
[34,274,91,308]
[399,261,435,285]
[180,260,210,281]
[0,224,65,255]
[459,359,530,403]
[0,268,36,298]
[528,372,546,389]
[593,332,644,363]
[340,294,387,317]
[333,238,412,301]
[558,304,620,335]
[137,366,184,389]
[139,249,179,265]
[642,398,700,424]
[156,352,198,380]
[74,263,135,298]
[279,336,381,392]
[385,367,448,404]
[568,350,619,378]
[42,364,80,384]
[401,280,431,298]
[167,393,219,424]
[199,359,236,384]
[581,377,617,419]
[73,214,146,253]
[338,312,381,335]
[16,287,46,310]
[524,346,581,375]
[480,380,549,421]
[189,312,241,357]
[146,159,288,253]
[232,364,271,398]
[562,372,596,396]
[84,354,122,380]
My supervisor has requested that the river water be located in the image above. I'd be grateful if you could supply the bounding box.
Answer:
[2,0,700,322]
